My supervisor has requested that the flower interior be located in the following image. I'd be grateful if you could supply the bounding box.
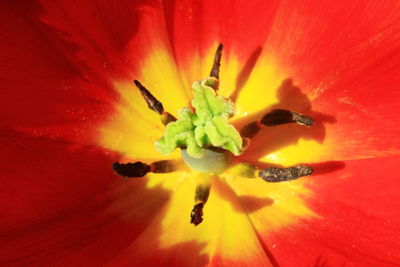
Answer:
[111,44,315,226]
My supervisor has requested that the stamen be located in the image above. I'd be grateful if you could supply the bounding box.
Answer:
[191,184,210,226]
[113,161,151,178]
[210,43,223,80]
[134,79,176,125]
[191,203,204,226]
[113,160,176,178]
[259,165,313,182]
[134,80,164,114]
[240,109,314,139]
[261,109,314,127]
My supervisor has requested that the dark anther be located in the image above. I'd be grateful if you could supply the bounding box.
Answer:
[261,109,314,127]
[113,161,151,178]
[259,165,313,182]
[190,203,204,226]
[261,109,293,126]
[210,43,223,79]
[133,80,164,115]
[190,184,210,226]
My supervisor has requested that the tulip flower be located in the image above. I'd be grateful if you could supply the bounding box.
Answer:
[1,0,399,266]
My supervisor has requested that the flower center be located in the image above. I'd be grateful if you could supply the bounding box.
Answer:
[102,43,319,229]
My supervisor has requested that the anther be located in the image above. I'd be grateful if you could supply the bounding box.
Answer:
[113,161,151,178]
[240,110,314,139]
[261,109,314,127]
[259,165,313,182]
[191,203,204,226]
[134,80,177,125]
[190,184,210,226]
[210,43,223,80]
[113,160,176,178]
[134,80,164,115]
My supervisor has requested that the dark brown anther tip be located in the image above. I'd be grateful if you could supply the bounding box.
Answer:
[261,109,293,126]
[113,161,151,178]
[210,43,224,80]
[133,79,141,87]
[190,203,204,226]
[260,109,315,128]
[133,79,164,115]
[259,165,313,183]
[217,43,223,53]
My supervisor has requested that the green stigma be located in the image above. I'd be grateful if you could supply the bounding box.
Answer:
[155,77,243,159]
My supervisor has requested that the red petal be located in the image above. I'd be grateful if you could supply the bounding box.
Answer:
[0,136,170,265]
[256,156,400,266]
[163,0,279,63]
[0,1,152,144]
[278,0,400,160]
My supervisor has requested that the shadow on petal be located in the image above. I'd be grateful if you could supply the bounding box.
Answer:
[308,161,346,176]
[213,177,274,214]
[230,46,264,103]
[236,195,275,213]
[235,78,336,162]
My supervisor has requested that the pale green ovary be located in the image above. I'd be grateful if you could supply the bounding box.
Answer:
[155,78,243,158]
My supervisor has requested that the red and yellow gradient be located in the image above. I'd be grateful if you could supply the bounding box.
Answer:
[1,0,400,266]
[99,44,320,255]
